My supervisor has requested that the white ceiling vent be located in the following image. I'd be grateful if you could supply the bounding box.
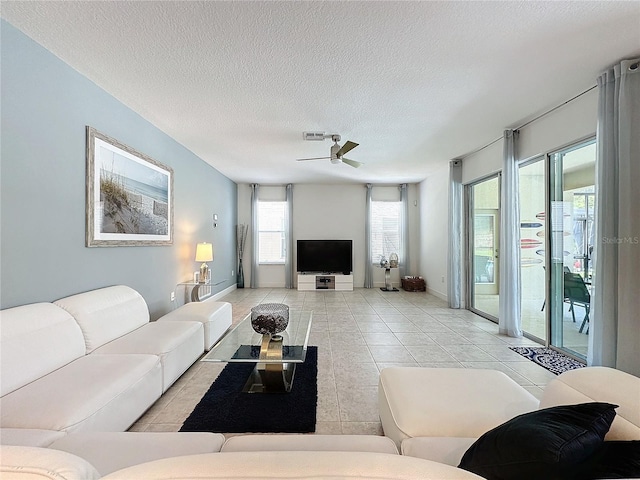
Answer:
[303,132,326,141]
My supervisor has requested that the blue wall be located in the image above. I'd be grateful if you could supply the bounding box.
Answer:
[1,21,237,317]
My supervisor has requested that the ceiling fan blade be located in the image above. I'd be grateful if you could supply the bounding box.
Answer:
[296,156,331,161]
[336,141,359,157]
[341,157,363,168]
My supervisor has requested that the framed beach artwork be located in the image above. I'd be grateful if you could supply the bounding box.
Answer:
[86,127,173,246]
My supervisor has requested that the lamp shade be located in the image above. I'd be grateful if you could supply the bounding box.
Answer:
[195,242,213,262]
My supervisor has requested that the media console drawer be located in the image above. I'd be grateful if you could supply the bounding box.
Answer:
[297,274,353,291]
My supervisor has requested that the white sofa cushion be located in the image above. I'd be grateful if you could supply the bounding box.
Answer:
[0,429,66,448]
[93,321,204,391]
[0,354,162,433]
[100,451,485,479]
[221,434,399,454]
[539,366,640,440]
[0,303,85,396]
[0,445,100,480]
[54,285,149,353]
[378,367,540,447]
[158,300,232,350]
[401,437,477,467]
[49,432,225,476]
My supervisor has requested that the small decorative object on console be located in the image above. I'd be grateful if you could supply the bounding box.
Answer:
[250,303,289,335]
[379,255,388,268]
[402,276,426,292]
[389,253,399,268]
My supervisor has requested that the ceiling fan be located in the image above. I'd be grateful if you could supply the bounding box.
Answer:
[296,133,363,168]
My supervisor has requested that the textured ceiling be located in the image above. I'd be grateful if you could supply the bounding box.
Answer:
[2,1,639,184]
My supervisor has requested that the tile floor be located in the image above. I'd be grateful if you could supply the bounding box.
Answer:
[130,288,557,435]
[474,293,589,356]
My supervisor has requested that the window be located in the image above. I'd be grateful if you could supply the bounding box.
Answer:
[371,201,401,262]
[258,201,286,263]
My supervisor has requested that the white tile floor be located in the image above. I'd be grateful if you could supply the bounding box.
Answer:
[475,293,589,356]
[130,288,557,435]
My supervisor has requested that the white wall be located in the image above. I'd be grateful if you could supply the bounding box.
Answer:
[418,166,449,300]
[518,88,598,161]
[1,22,238,316]
[461,88,599,184]
[462,141,503,185]
[237,183,420,289]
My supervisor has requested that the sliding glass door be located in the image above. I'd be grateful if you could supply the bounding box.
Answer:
[548,140,595,359]
[518,158,547,341]
[467,175,500,320]
[466,139,595,362]
[517,140,595,360]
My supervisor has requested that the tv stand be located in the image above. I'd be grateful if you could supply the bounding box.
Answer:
[297,273,353,291]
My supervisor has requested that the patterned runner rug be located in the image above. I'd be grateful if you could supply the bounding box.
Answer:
[509,346,585,376]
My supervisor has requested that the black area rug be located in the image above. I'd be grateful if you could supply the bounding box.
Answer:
[509,346,585,376]
[180,346,317,433]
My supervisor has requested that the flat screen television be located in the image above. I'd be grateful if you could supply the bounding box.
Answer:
[297,240,352,275]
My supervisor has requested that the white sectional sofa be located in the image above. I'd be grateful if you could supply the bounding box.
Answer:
[0,441,485,479]
[379,366,640,467]
[54,285,204,393]
[158,299,232,351]
[3,284,639,479]
[0,285,204,435]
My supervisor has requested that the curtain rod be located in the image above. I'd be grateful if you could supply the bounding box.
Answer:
[459,84,598,161]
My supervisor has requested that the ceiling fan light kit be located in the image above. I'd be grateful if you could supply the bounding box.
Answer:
[297,132,362,168]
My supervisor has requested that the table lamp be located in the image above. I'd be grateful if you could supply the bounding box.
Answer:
[195,242,213,284]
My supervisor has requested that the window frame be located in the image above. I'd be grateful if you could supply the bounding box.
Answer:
[257,200,287,265]
[370,200,402,264]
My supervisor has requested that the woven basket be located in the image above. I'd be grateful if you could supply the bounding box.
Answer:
[401,276,426,292]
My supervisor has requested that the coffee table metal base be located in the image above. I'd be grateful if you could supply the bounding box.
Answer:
[242,362,296,393]
[241,333,297,393]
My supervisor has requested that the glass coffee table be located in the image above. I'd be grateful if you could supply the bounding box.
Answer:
[202,310,313,393]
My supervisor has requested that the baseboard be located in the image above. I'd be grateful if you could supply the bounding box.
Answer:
[374,282,399,289]
[212,284,236,301]
[256,282,290,288]
[427,287,447,301]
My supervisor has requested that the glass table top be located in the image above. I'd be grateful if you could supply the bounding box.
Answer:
[202,310,313,364]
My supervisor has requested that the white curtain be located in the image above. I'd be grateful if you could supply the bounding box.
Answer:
[250,183,259,289]
[589,58,640,376]
[399,184,410,278]
[284,184,294,289]
[447,161,462,308]
[364,183,373,288]
[498,130,522,337]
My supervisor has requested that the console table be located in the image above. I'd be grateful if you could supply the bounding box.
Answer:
[379,265,399,292]
[176,280,226,303]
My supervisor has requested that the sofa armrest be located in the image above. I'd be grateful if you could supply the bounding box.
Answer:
[539,366,640,440]
[0,445,100,480]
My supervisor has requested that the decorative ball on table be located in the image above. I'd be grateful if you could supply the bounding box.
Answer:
[389,253,399,268]
[250,303,289,335]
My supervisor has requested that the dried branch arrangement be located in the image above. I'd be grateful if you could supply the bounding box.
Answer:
[236,224,248,261]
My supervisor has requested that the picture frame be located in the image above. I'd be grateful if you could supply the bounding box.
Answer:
[86,126,173,247]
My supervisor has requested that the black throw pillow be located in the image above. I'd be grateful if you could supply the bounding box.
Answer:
[574,440,640,479]
[458,402,618,480]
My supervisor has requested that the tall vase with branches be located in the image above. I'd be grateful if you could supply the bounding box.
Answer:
[236,224,248,288]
